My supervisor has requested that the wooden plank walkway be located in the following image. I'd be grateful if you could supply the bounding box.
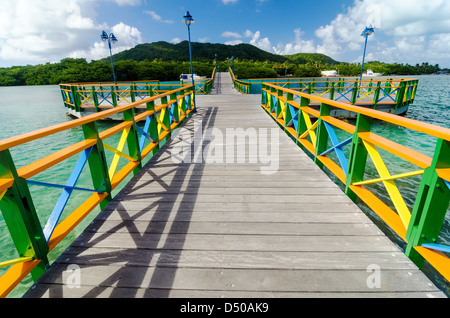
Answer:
[24,73,445,298]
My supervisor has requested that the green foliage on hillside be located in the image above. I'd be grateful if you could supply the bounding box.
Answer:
[103,41,288,63]
[0,41,444,86]
[286,53,339,65]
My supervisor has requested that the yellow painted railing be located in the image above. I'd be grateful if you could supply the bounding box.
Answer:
[60,68,216,113]
[262,82,450,283]
[230,68,419,117]
[0,84,196,297]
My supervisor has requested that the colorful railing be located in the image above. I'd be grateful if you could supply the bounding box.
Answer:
[230,68,419,116]
[0,84,196,297]
[61,68,216,114]
[261,82,450,283]
[180,66,216,95]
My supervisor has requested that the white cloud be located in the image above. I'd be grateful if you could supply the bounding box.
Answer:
[222,0,238,4]
[0,0,144,66]
[273,29,316,55]
[109,0,141,6]
[143,10,174,24]
[70,22,143,61]
[171,37,182,44]
[248,31,272,53]
[312,0,450,64]
[221,31,242,39]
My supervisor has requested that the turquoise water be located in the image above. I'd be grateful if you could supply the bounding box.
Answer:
[0,76,449,296]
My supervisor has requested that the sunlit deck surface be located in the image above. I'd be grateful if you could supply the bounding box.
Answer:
[24,73,445,298]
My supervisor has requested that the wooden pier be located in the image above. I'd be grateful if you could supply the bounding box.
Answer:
[23,73,446,298]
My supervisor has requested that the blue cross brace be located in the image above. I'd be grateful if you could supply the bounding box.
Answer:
[286,105,299,130]
[96,92,114,106]
[421,243,450,254]
[320,122,352,176]
[271,95,278,113]
[138,115,155,151]
[377,87,398,103]
[34,147,94,242]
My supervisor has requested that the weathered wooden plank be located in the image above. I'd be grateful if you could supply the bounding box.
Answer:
[55,247,417,270]
[70,233,399,252]
[97,211,371,223]
[83,220,382,236]
[28,265,440,293]
[24,284,446,298]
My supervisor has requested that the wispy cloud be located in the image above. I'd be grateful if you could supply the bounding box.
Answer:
[221,31,242,39]
[222,0,238,4]
[143,10,174,24]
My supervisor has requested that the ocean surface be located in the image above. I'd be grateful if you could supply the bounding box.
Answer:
[0,75,449,297]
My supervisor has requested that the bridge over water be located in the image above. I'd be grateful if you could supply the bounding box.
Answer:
[14,73,444,298]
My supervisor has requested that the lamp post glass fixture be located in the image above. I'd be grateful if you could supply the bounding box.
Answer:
[182,11,196,112]
[359,26,375,83]
[101,31,118,85]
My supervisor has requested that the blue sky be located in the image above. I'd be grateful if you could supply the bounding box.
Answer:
[0,0,449,67]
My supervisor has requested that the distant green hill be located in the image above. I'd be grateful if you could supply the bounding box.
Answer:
[285,52,340,65]
[103,41,339,65]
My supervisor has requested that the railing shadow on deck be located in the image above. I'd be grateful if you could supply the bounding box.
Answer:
[22,106,218,298]
[0,84,197,297]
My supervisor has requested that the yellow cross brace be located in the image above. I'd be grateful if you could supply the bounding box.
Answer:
[156,108,168,134]
[116,91,132,105]
[353,170,424,186]
[299,111,318,148]
[103,127,134,180]
[362,139,411,228]
[278,100,286,120]
[0,190,6,201]
[0,257,33,269]
[355,88,375,103]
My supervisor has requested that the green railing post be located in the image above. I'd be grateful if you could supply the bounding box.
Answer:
[276,89,283,123]
[123,109,142,175]
[145,93,160,156]
[82,122,112,210]
[130,85,136,103]
[345,114,372,202]
[285,92,293,132]
[384,78,392,96]
[373,82,381,109]
[405,139,450,267]
[296,95,310,149]
[261,84,268,107]
[111,86,117,107]
[159,95,171,148]
[92,86,99,112]
[71,86,81,113]
[329,82,335,101]
[171,92,180,123]
[0,150,49,281]
[351,81,358,104]
[395,81,406,111]
[314,103,331,169]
